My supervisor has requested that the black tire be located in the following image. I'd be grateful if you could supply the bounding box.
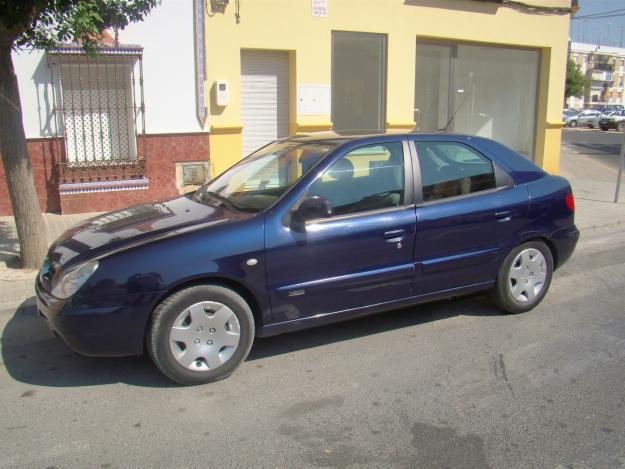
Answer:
[569,120,577,128]
[490,241,554,314]
[600,126,609,131]
[147,284,255,385]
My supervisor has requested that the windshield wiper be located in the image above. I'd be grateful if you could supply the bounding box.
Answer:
[204,191,238,212]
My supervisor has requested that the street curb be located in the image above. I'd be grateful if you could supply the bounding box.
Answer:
[0,268,38,282]
[0,297,35,314]
[577,220,625,231]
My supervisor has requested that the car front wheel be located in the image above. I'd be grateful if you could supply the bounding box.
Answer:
[600,125,609,131]
[569,120,577,127]
[147,284,255,385]
[491,241,554,314]
[618,122,625,132]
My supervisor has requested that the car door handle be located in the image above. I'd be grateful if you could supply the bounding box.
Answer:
[384,229,406,241]
[495,211,512,222]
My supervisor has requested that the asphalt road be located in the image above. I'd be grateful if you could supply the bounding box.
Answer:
[562,128,625,172]
[2,225,625,468]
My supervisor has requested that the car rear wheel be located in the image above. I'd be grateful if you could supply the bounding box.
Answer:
[618,122,625,132]
[491,241,553,314]
[600,125,609,131]
[569,120,577,127]
[147,284,255,385]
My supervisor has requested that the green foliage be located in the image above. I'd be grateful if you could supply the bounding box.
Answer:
[565,59,589,99]
[0,1,160,51]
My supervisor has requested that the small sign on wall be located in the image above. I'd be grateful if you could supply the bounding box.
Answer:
[176,161,210,194]
[298,84,331,115]
[312,0,328,17]
[182,164,207,186]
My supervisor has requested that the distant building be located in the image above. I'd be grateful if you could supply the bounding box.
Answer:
[568,42,625,110]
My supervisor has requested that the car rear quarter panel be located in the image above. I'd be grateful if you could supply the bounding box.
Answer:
[522,175,576,267]
[470,137,576,267]
[525,175,574,233]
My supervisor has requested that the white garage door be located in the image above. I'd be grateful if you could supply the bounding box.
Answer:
[241,50,289,157]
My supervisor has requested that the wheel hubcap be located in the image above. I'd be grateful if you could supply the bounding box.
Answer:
[169,301,241,372]
[507,248,547,303]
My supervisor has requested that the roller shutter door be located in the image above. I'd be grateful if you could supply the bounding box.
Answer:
[241,50,289,157]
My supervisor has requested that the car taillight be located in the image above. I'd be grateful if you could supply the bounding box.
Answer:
[565,193,575,212]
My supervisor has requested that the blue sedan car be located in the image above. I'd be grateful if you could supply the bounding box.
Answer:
[36,132,579,385]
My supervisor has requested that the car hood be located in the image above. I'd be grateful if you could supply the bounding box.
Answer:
[47,195,255,268]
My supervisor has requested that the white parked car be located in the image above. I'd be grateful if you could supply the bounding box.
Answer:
[565,110,601,128]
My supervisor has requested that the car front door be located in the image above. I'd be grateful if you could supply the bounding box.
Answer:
[264,141,417,324]
[410,139,528,295]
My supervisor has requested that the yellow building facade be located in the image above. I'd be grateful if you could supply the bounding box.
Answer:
[202,0,572,175]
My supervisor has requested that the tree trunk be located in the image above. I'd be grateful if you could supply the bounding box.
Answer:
[0,45,47,269]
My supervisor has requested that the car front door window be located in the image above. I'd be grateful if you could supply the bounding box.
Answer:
[306,142,406,217]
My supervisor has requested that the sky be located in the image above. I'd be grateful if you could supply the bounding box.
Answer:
[569,0,625,47]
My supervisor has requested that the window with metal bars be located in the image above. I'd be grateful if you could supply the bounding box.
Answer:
[49,47,146,183]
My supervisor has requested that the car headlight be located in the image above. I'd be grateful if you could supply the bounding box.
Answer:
[51,260,99,300]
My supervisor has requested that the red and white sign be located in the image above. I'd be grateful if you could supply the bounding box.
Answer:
[312,0,328,17]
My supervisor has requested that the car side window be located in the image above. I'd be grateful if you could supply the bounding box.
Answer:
[415,142,496,202]
[307,142,405,216]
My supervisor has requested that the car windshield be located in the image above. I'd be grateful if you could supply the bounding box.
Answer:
[192,141,337,213]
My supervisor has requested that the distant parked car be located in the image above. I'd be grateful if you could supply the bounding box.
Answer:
[566,110,601,128]
[589,110,617,128]
[36,132,579,385]
[592,104,625,113]
[599,110,625,131]
[562,109,578,121]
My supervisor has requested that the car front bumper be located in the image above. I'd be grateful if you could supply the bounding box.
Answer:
[35,277,162,357]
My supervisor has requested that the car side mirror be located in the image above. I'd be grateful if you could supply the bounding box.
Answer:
[291,196,333,232]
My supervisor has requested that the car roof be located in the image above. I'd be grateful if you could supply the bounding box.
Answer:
[281,130,476,145]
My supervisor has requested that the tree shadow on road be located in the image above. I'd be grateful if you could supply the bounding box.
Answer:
[1,294,502,388]
[1,299,176,388]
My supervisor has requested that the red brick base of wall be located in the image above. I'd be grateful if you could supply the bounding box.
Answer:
[0,133,209,216]
[0,138,63,216]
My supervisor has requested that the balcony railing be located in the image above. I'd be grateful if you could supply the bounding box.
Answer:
[592,62,614,72]
[58,157,147,184]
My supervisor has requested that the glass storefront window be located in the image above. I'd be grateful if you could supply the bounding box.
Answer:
[332,31,386,132]
[415,41,539,160]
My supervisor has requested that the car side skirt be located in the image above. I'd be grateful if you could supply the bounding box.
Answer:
[255,280,495,337]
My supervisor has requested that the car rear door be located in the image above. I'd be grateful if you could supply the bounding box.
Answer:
[410,139,528,295]
[264,140,417,323]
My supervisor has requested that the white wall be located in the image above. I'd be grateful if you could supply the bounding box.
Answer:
[117,0,198,134]
[13,49,55,138]
[12,0,199,139]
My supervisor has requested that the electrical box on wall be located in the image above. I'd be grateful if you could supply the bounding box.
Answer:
[215,80,229,106]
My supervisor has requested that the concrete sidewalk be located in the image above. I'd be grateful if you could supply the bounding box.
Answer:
[559,141,625,229]
[0,144,623,311]
[0,213,98,311]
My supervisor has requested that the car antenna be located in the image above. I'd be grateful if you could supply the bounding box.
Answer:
[438,88,473,132]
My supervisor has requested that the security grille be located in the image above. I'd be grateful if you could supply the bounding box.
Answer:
[49,47,146,183]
